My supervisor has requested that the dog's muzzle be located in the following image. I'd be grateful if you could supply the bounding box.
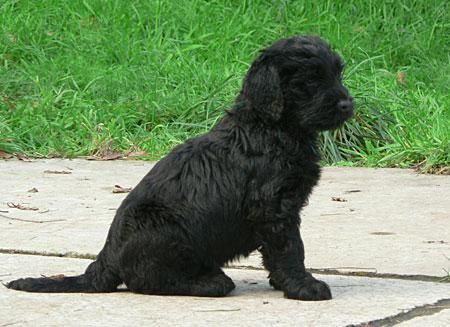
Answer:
[337,97,354,113]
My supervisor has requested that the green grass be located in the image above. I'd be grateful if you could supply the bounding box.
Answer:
[1,0,449,171]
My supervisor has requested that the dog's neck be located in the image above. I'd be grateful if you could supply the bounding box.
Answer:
[225,103,319,141]
[214,104,320,161]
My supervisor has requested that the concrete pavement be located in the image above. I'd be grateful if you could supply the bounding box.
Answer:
[0,159,449,326]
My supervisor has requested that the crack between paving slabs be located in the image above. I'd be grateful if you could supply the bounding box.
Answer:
[228,264,449,283]
[346,298,450,327]
[0,248,95,260]
[2,249,449,283]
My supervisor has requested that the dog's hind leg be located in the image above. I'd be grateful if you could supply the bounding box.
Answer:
[182,267,236,297]
[157,267,235,297]
[124,260,235,297]
[119,233,235,297]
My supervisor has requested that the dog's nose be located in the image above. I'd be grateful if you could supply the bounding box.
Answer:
[337,98,354,112]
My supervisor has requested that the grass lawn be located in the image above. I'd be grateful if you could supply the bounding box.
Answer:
[1,0,449,171]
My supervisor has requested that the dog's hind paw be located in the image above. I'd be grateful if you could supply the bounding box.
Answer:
[284,277,332,301]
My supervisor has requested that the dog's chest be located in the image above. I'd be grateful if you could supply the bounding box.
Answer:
[244,156,320,222]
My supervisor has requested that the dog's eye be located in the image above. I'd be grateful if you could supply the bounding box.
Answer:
[305,81,320,94]
[311,65,325,78]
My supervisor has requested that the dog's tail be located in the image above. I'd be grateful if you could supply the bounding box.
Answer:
[5,257,121,293]
[5,274,98,293]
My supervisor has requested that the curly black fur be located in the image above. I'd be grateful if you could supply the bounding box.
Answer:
[7,35,354,301]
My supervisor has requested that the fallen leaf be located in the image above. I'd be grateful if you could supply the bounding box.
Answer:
[31,100,40,109]
[424,240,448,244]
[344,189,361,193]
[6,33,17,42]
[85,152,123,161]
[7,202,39,211]
[396,71,407,85]
[0,150,13,159]
[16,154,32,162]
[80,16,96,26]
[112,185,132,193]
[103,153,123,160]
[28,187,39,193]
[331,197,347,202]
[126,151,148,158]
[2,96,16,110]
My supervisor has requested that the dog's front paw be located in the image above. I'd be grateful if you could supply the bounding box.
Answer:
[284,277,332,301]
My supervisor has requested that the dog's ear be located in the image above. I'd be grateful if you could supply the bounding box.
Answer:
[241,55,283,122]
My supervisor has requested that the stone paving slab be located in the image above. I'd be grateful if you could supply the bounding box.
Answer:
[0,159,449,278]
[1,254,450,327]
[0,159,147,254]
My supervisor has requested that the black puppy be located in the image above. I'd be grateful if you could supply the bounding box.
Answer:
[7,35,354,301]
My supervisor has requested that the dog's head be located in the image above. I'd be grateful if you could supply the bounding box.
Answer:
[240,35,354,131]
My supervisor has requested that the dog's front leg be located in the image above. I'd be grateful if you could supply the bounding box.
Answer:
[258,222,332,301]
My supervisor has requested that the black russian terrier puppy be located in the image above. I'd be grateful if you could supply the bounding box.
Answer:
[7,35,354,301]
